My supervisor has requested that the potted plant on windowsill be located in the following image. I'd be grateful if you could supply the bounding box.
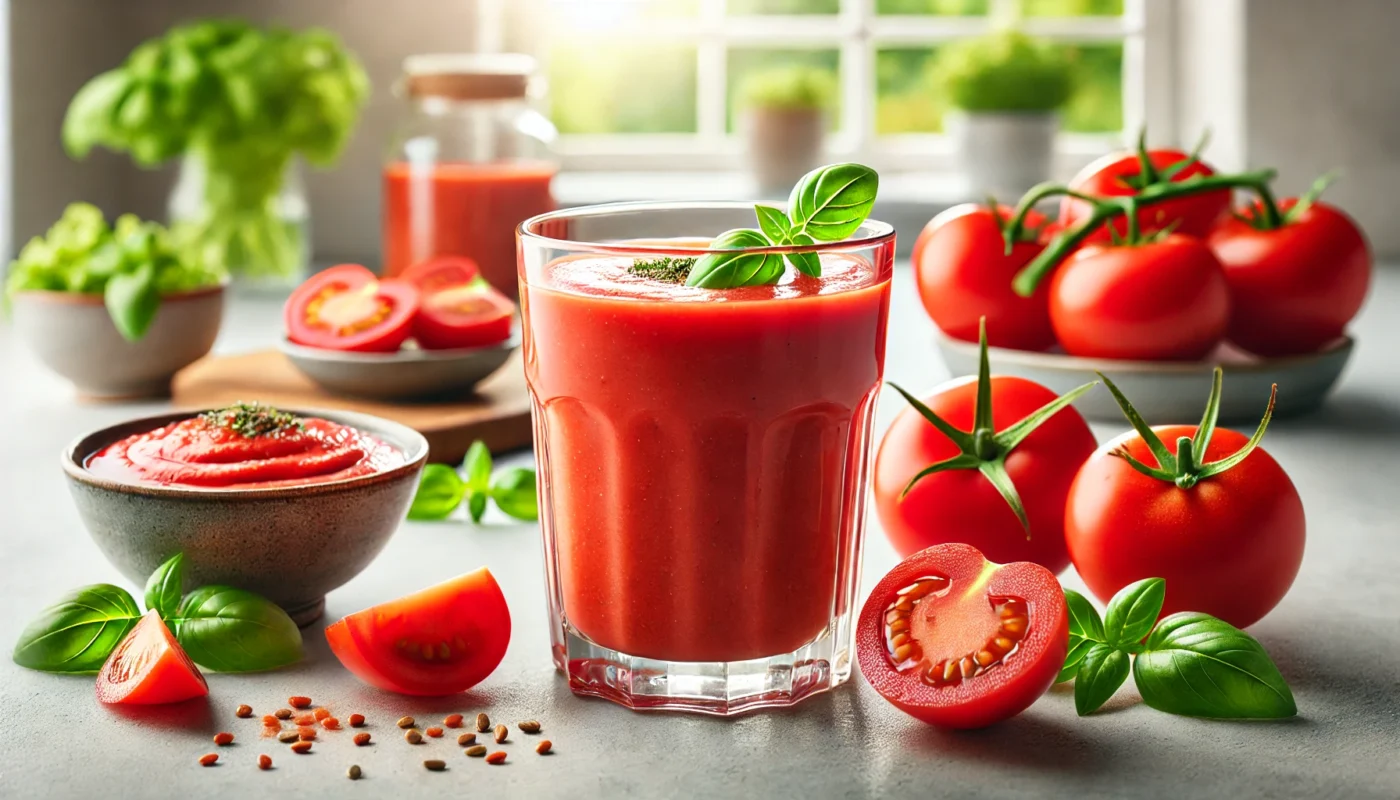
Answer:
[934,30,1074,197]
[738,66,836,195]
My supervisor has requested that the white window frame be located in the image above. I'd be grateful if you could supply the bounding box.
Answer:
[510,0,1174,173]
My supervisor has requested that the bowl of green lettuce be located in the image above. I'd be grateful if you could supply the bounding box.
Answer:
[6,202,227,398]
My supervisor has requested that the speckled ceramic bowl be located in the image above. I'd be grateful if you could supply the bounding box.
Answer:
[61,408,428,626]
[279,334,519,401]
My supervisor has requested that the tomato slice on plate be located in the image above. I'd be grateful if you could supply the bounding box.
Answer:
[399,258,513,350]
[856,543,1067,729]
[325,568,511,696]
[401,256,481,294]
[284,263,420,352]
[96,610,209,705]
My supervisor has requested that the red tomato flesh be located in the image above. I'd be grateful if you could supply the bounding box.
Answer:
[325,568,511,696]
[857,543,1068,729]
[412,280,514,351]
[1061,148,1230,240]
[96,610,208,705]
[400,255,481,294]
[284,264,420,353]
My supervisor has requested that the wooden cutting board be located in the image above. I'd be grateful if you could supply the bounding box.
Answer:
[171,350,533,464]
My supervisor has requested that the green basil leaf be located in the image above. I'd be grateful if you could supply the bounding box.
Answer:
[784,230,822,278]
[786,163,879,241]
[144,553,185,619]
[408,464,467,521]
[173,585,301,672]
[462,440,493,492]
[754,204,792,243]
[12,585,142,673]
[490,467,539,522]
[1074,643,1130,716]
[1134,612,1297,719]
[1064,588,1106,642]
[1103,578,1165,648]
[63,69,134,159]
[1057,635,1096,683]
[104,261,160,341]
[686,228,784,289]
[467,491,488,524]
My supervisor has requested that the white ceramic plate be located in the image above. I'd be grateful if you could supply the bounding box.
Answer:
[934,333,1355,425]
[279,335,520,402]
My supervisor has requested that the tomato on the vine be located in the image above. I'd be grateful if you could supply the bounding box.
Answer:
[1048,234,1229,361]
[1065,371,1305,629]
[1061,141,1230,240]
[857,543,1068,729]
[912,203,1056,352]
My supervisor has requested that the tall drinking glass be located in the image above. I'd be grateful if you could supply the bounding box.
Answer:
[518,203,895,715]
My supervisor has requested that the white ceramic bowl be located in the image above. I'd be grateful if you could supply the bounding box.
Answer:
[279,335,519,401]
[11,285,225,399]
[935,332,1355,424]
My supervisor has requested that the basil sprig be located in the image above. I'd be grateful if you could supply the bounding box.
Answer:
[687,163,879,289]
[408,440,538,523]
[1061,578,1297,719]
[12,585,143,673]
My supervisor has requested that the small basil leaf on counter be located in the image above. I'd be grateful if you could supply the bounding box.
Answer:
[144,552,185,619]
[104,261,160,341]
[1103,577,1165,649]
[787,163,879,241]
[463,440,493,492]
[12,584,142,673]
[1074,642,1130,716]
[784,231,822,278]
[1065,588,1106,642]
[467,491,488,524]
[490,468,539,522]
[408,464,467,521]
[173,585,301,672]
[754,204,793,243]
[686,229,783,289]
[1134,612,1297,719]
[1058,636,1097,683]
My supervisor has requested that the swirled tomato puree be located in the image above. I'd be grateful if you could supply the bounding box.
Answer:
[86,405,404,489]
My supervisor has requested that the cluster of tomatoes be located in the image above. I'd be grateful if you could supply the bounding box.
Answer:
[284,257,514,353]
[913,139,1372,361]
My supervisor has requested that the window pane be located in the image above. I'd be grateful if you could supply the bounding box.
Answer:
[728,48,840,132]
[875,47,946,133]
[549,43,698,133]
[1056,42,1123,132]
[1021,0,1123,16]
[728,0,840,14]
[876,0,989,15]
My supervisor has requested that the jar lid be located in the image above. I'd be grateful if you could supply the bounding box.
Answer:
[402,53,536,100]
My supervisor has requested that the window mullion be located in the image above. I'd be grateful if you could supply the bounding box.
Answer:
[841,0,873,159]
[697,0,727,142]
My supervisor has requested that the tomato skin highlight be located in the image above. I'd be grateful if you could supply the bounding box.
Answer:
[1049,235,1229,361]
[1208,200,1371,357]
[325,568,511,696]
[284,264,420,353]
[913,204,1057,352]
[398,257,514,350]
[96,610,209,705]
[856,544,1067,729]
[1065,425,1305,629]
[874,376,1096,574]
[1061,148,1230,240]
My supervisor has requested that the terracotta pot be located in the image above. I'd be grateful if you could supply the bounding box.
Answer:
[742,107,826,196]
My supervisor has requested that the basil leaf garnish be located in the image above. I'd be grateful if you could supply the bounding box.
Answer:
[1134,612,1297,719]
[1074,643,1131,716]
[144,552,185,619]
[1103,578,1165,648]
[104,260,160,341]
[490,467,539,522]
[12,584,142,673]
[1065,588,1106,642]
[686,228,783,289]
[173,585,302,672]
[755,204,792,243]
[1058,636,1097,683]
[462,440,492,492]
[408,463,467,521]
[783,231,821,278]
[787,163,879,242]
[468,492,488,524]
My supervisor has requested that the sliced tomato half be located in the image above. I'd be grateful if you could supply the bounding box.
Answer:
[96,610,209,705]
[399,258,513,350]
[284,263,420,352]
[325,568,511,696]
[856,543,1067,729]
[401,256,482,294]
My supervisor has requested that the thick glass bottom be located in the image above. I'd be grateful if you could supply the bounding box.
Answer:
[553,622,852,716]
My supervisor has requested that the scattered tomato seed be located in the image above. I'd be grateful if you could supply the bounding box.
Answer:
[199,753,218,767]
[536,740,553,755]
[457,733,476,747]
[475,713,491,732]
[424,759,447,771]
[290,741,312,755]
[289,696,312,709]
[294,713,316,726]
[322,717,342,730]
[262,715,279,727]
[298,728,317,741]
[311,707,329,721]
[278,731,300,744]
[213,732,234,746]
[518,720,542,734]
[404,729,423,744]
[486,751,507,765]
[443,713,463,728]
[353,732,371,746]
[465,745,487,757]
[235,704,253,718]
[425,726,444,738]
[274,708,293,720]
[347,764,362,780]
[258,754,272,770]
[397,716,415,729]
[491,724,507,744]
[348,713,365,728]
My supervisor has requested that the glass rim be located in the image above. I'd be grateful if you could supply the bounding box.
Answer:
[518,200,896,256]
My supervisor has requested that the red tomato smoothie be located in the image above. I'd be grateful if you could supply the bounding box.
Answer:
[523,252,892,663]
[382,161,556,297]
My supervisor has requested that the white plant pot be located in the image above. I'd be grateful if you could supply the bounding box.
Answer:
[947,111,1059,199]
[742,107,826,197]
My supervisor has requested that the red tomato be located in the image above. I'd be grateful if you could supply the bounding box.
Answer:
[1049,235,1229,361]
[96,610,208,705]
[326,568,511,696]
[856,543,1068,729]
[1209,200,1371,357]
[400,256,481,294]
[913,204,1057,352]
[284,264,420,353]
[874,376,1096,574]
[401,260,514,350]
[1061,149,1230,240]
[1065,425,1305,629]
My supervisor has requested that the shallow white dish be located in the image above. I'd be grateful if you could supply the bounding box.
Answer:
[279,335,520,402]
[935,332,1355,425]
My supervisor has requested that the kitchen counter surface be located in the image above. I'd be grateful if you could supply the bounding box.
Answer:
[2,265,1398,800]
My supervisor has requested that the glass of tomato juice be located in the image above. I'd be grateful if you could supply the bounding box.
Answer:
[518,202,895,714]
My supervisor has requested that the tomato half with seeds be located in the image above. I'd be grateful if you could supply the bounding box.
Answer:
[96,610,208,705]
[284,264,420,352]
[411,279,514,351]
[325,568,511,696]
[857,543,1067,729]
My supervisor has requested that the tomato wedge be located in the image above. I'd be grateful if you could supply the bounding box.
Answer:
[96,610,209,705]
[401,256,481,294]
[400,258,513,350]
[856,544,1067,729]
[325,568,511,696]
[284,263,420,352]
